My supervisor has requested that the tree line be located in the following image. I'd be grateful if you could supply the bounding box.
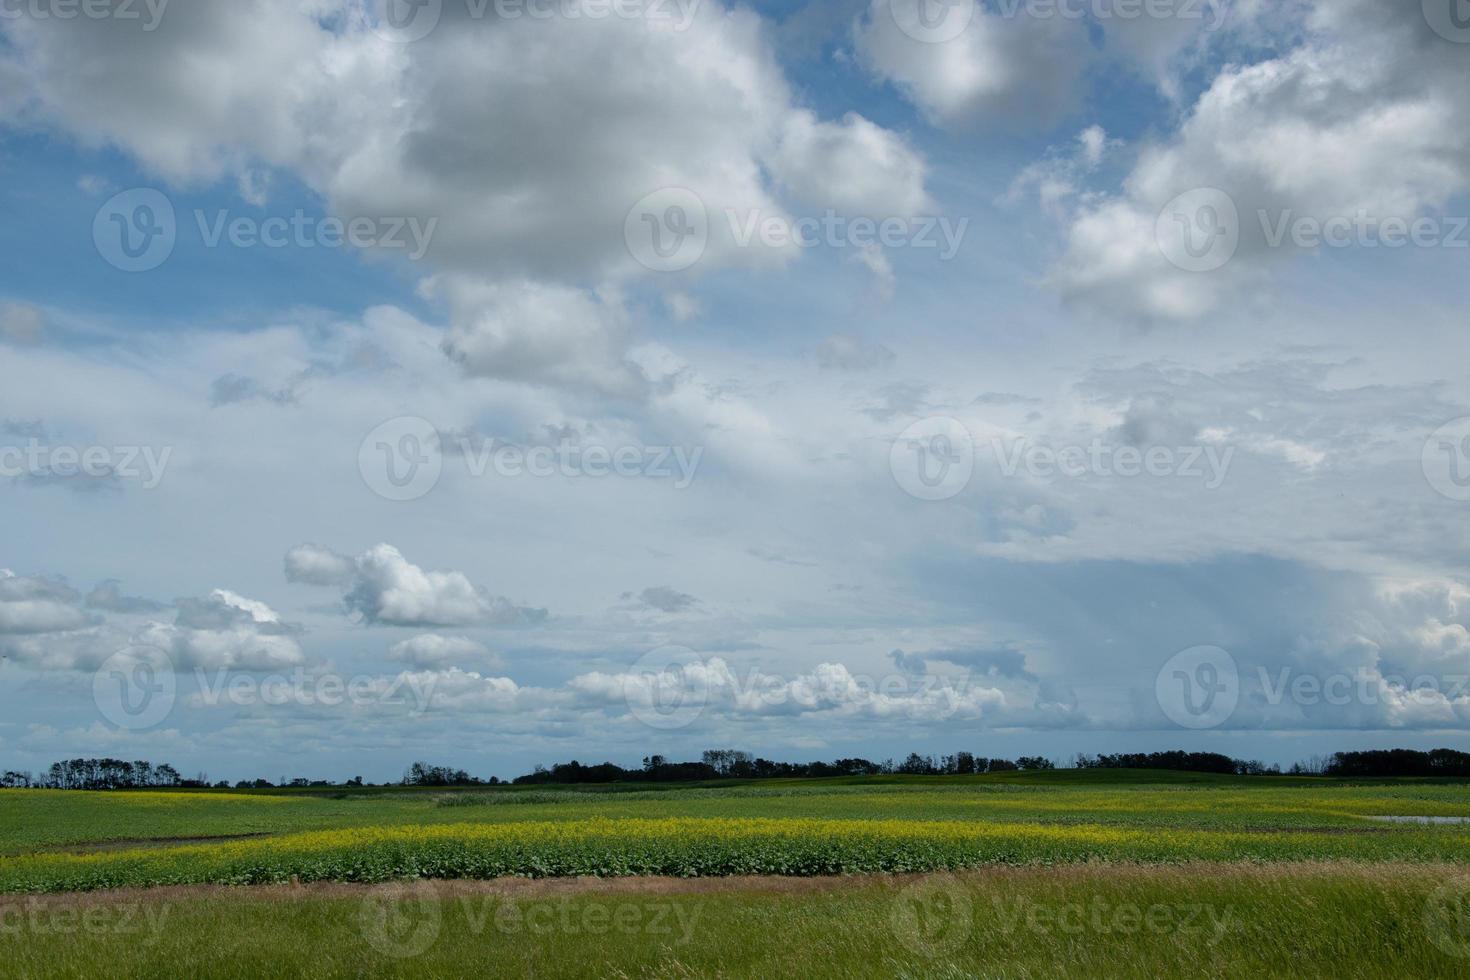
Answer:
[1073,751,1275,775]
[2,759,187,791]
[512,750,1059,785]
[1321,748,1470,778]
[7,748,1470,790]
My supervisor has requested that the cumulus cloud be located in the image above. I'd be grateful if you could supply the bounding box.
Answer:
[289,543,547,628]
[0,570,94,634]
[142,589,306,671]
[284,544,358,587]
[570,656,1007,723]
[395,667,556,715]
[85,580,167,614]
[387,634,504,671]
[767,110,931,216]
[855,0,1091,129]
[1,1,932,398]
[1,578,304,673]
[1047,1,1470,320]
[434,278,650,400]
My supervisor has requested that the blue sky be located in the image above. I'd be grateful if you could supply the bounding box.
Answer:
[2,0,1470,782]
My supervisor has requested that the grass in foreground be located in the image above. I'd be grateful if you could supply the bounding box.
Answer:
[4,863,1470,979]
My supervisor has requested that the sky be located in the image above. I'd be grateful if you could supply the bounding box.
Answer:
[2,0,1470,783]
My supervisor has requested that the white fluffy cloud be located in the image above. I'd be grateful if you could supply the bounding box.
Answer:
[290,543,547,628]
[1047,1,1470,320]
[434,278,650,400]
[1,1,931,398]
[570,656,1007,723]
[141,589,306,671]
[0,578,304,672]
[284,543,358,587]
[855,0,1091,128]
[767,110,931,216]
[0,570,93,634]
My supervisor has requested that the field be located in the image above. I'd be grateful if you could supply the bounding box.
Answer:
[3,771,1470,977]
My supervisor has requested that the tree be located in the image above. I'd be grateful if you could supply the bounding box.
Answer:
[897,753,937,775]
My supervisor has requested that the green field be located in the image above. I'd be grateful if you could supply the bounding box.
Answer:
[3,772,1470,977]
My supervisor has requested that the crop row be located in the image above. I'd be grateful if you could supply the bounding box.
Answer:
[6,817,1470,893]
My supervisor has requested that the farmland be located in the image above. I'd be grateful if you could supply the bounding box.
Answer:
[3,771,1470,976]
